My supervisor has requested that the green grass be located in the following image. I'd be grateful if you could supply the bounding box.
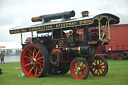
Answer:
[0,60,128,85]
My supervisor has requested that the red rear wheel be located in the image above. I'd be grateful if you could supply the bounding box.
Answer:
[21,44,49,78]
[70,59,89,80]
[90,56,108,76]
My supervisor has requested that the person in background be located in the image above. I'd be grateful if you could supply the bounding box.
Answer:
[0,51,5,64]
[68,31,73,44]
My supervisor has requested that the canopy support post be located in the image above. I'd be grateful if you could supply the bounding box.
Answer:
[21,33,23,45]
[52,30,53,39]
[98,20,101,40]
[31,31,33,38]
[107,20,110,40]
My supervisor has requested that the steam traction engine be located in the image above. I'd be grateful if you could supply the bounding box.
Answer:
[9,10,119,80]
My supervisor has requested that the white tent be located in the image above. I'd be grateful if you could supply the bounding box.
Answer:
[0,42,22,49]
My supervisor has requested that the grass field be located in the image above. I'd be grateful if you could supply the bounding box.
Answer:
[0,59,128,85]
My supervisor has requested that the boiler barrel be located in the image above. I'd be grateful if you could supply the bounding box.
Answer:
[63,46,96,57]
[79,46,96,57]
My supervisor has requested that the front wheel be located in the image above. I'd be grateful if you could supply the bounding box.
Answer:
[90,56,108,76]
[70,59,89,80]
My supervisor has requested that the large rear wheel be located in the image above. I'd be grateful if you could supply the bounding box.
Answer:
[70,59,89,80]
[21,44,49,78]
[90,56,108,76]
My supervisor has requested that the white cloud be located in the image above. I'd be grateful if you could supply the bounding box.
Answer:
[0,0,128,43]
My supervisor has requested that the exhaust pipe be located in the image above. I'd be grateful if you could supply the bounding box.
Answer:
[31,10,75,22]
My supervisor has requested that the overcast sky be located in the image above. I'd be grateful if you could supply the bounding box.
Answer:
[0,0,128,43]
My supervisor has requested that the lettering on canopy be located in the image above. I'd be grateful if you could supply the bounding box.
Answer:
[10,19,94,34]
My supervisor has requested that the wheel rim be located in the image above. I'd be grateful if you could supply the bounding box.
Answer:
[21,44,45,77]
[117,55,122,60]
[70,60,89,80]
[90,56,108,76]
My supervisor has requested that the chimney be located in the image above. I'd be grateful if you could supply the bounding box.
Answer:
[81,11,89,17]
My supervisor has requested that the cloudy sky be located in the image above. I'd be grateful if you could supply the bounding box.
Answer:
[0,0,128,43]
